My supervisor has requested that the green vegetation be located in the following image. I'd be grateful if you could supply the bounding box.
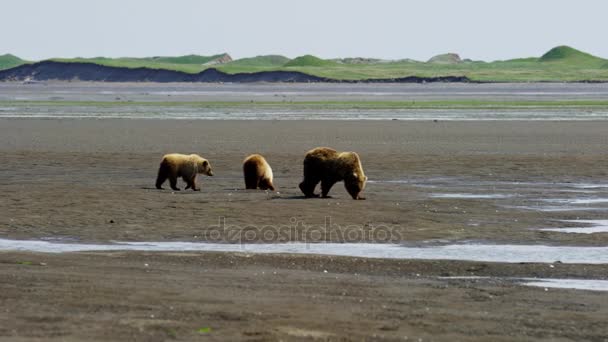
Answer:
[2,46,608,82]
[220,55,291,73]
[0,54,26,70]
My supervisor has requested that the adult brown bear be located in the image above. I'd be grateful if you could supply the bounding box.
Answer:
[155,153,213,191]
[243,154,275,191]
[299,147,367,200]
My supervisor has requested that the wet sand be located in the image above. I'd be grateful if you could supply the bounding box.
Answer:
[3,82,608,102]
[2,251,608,341]
[1,119,608,340]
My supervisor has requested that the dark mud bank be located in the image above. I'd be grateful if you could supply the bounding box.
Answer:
[0,61,470,83]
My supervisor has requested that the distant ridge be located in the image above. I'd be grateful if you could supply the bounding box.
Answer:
[0,60,470,83]
[1,46,607,82]
[147,53,231,65]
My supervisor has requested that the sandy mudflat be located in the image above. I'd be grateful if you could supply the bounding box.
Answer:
[1,119,608,340]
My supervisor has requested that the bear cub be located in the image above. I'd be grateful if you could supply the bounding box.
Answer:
[156,153,213,191]
[243,154,275,191]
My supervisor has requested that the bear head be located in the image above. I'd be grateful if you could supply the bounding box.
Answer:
[344,170,367,200]
[197,159,214,176]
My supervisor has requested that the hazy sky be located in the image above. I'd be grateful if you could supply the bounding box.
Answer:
[3,0,607,61]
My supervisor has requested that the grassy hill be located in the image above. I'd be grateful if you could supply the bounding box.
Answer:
[221,55,291,73]
[427,53,462,64]
[283,55,338,67]
[3,46,608,82]
[539,46,605,65]
[0,54,26,70]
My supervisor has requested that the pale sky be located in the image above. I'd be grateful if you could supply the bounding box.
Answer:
[3,0,607,61]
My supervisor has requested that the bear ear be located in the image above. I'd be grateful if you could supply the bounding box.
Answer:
[202,160,209,167]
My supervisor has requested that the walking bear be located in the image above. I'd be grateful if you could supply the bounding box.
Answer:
[156,153,213,191]
[299,147,367,200]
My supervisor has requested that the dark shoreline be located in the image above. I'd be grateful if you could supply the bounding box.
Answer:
[1,60,471,83]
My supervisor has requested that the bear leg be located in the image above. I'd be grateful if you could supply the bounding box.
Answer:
[169,174,180,191]
[156,163,169,189]
[321,178,337,198]
[190,176,200,191]
[259,178,275,191]
[244,172,259,189]
[183,175,192,190]
[299,178,320,198]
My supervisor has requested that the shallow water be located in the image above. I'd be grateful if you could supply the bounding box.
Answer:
[430,193,513,199]
[539,220,608,234]
[401,177,608,212]
[2,83,608,120]
[522,278,608,291]
[508,205,607,212]
[543,198,608,205]
[3,106,608,120]
[440,276,608,291]
[2,239,608,264]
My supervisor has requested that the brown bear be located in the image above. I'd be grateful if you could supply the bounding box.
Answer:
[155,153,213,191]
[243,154,275,191]
[299,147,367,200]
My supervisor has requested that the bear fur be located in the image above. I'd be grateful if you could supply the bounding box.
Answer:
[155,153,213,191]
[243,154,275,191]
[299,147,367,200]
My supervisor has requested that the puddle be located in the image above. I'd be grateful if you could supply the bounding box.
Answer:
[367,180,410,184]
[571,198,608,204]
[522,278,608,291]
[539,220,608,234]
[1,239,608,264]
[543,198,608,205]
[440,276,608,291]
[430,193,513,199]
[568,183,608,189]
[506,205,607,212]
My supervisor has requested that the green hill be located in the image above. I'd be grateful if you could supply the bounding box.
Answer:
[228,55,290,67]
[539,46,605,66]
[283,55,338,67]
[427,53,462,64]
[0,54,26,70]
